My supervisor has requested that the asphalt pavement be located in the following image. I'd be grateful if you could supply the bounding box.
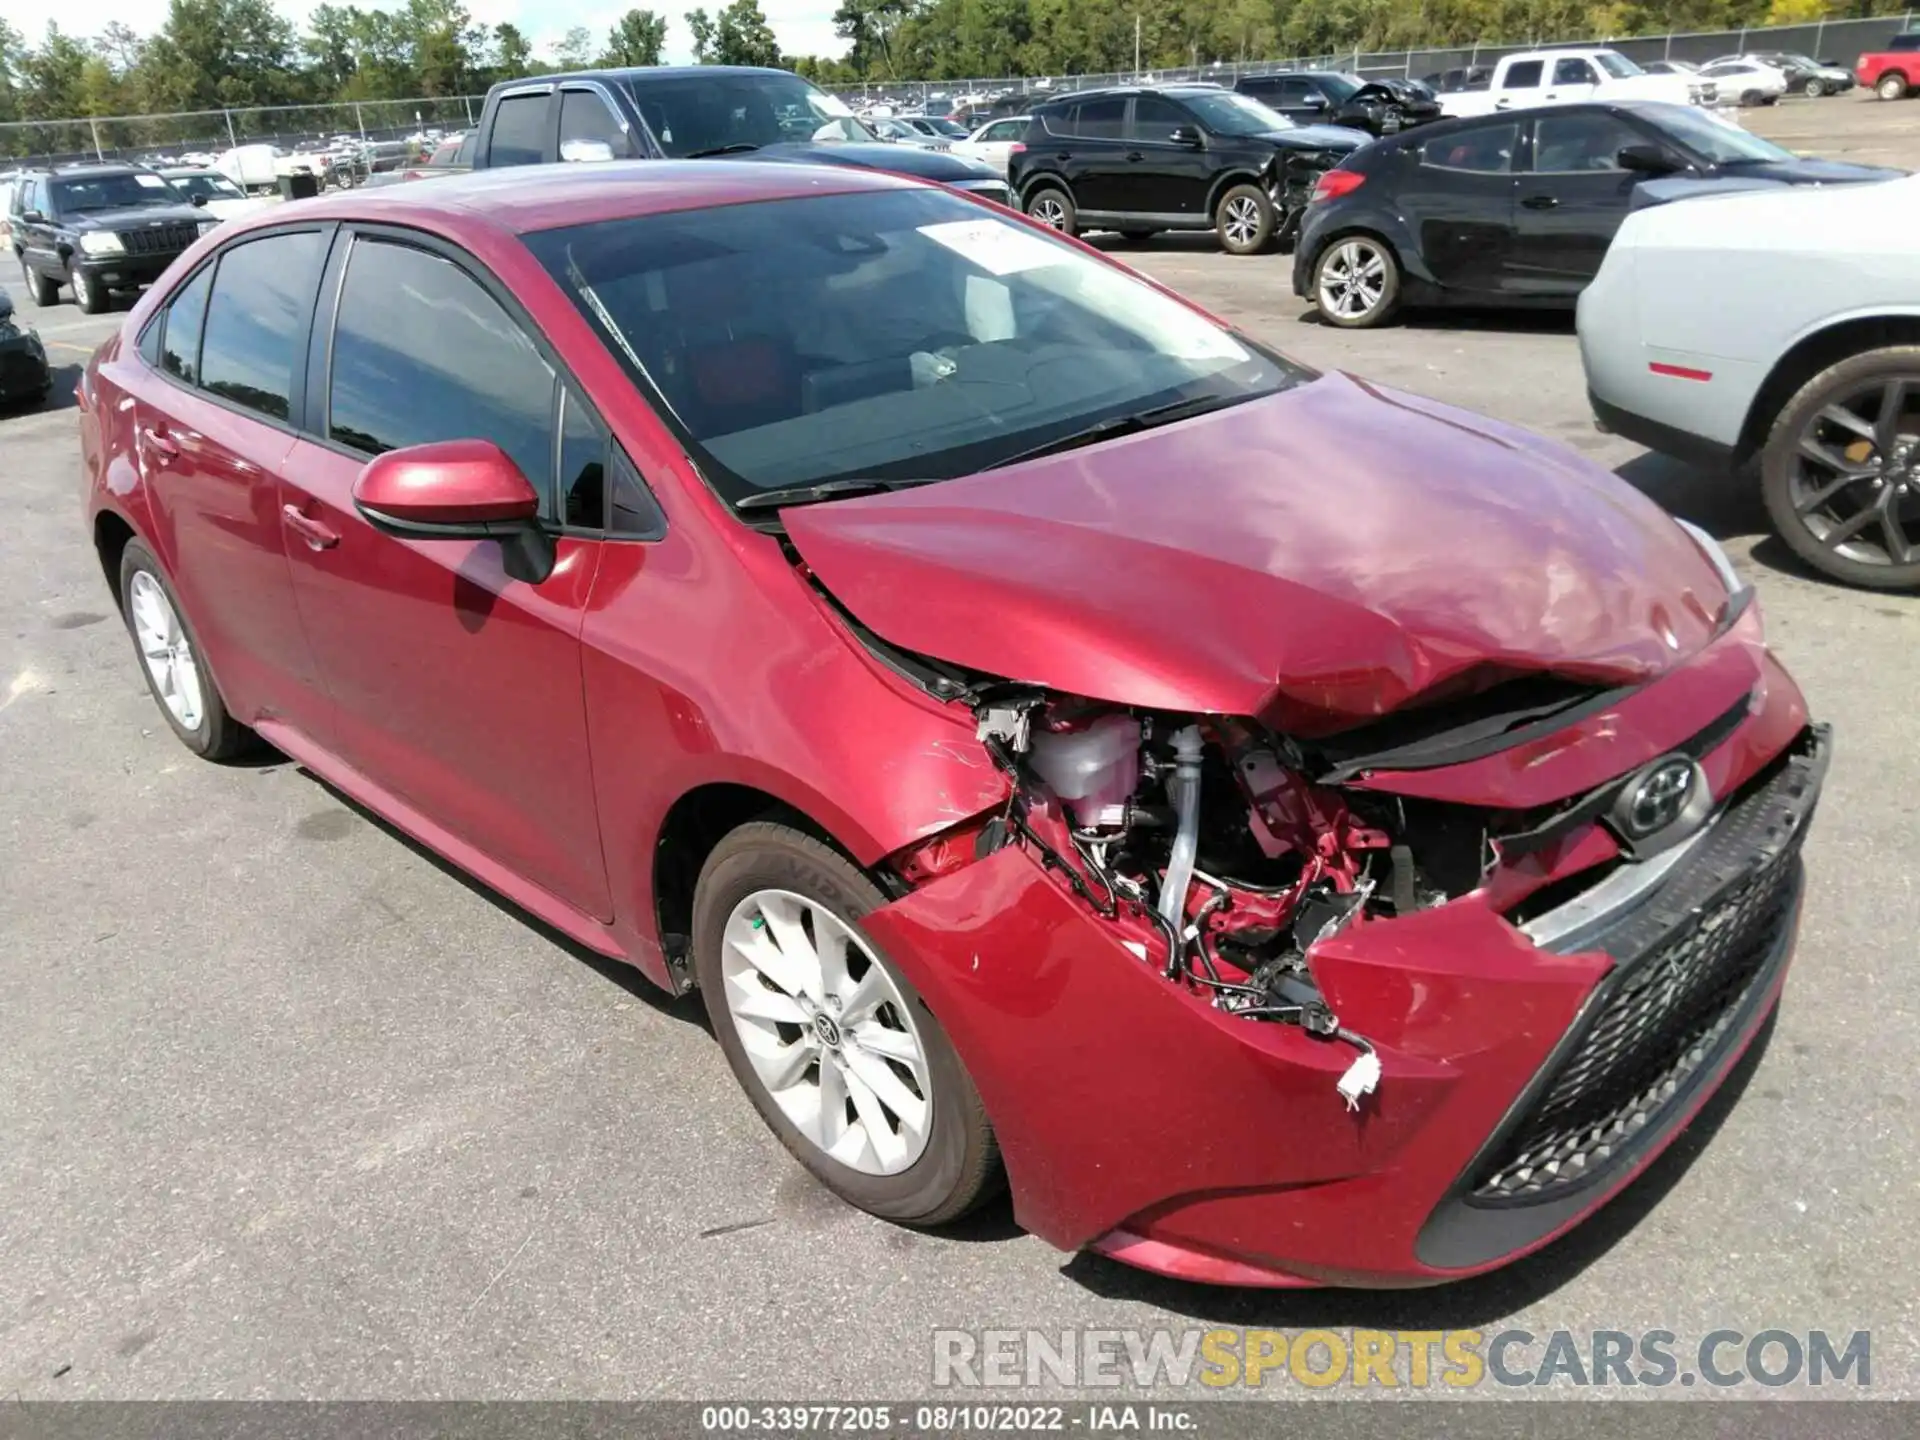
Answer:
[2,97,1917,1402]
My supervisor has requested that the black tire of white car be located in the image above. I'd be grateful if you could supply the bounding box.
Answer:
[1215,183,1276,256]
[692,821,1004,1227]
[117,539,259,759]
[1877,73,1909,100]
[1760,346,1920,591]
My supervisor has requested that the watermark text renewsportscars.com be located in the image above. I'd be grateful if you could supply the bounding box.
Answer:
[931,1328,1872,1391]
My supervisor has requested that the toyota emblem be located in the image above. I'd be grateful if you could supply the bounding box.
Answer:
[1621,758,1698,840]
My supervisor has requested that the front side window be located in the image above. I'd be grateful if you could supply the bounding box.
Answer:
[1129,96,1191,141]
[1553,58,1598,85]
[489,92,551,167]
[197,231,325,421]
[623,72,872,156]
[557,386,608,528]
[981,120,1024,142]
[51,172,181,214]
[1531,113,1642,172]
[1504,61,1544,89]
[1179,90,1291,136]
[327,237,555,501]
[159,265,212,384]
[1419,121,1517,172]
[525,186,1302,503]
[560,89,629,159]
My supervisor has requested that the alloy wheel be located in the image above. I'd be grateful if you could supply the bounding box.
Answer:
[1221,194,1263,250]
[1318,239,1388,321]
[128,570,205,731]
[1029,194,1069,230]
[1787,374,1920,568]
[719,888,933,1176]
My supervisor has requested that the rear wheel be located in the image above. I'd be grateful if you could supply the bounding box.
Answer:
[1214,183,1275,255]
[22,258,57,307]
[1877,72,1909,100]
[1023,185,1076,236]
[1760,346,1920,590]
[694,822,1002,1226]
[118,539,257,758]
[1313,236,1401,328]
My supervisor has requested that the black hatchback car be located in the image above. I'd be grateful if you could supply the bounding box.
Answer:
[1292,101,1900,327]
[11,163,211,313]
[1009,84,1369,254]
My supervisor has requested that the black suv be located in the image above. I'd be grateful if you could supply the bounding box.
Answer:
[10,163,211,314]
[1234,72,1442,138]
[1008,85,1368,255]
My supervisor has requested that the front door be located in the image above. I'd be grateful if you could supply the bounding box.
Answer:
[1509,110,1644,295]
[1401,120,1520,296]
[1115,96,1213,218]
[278,227,613,919]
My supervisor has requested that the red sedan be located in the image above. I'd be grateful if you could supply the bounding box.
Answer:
[78,162,1826,1288]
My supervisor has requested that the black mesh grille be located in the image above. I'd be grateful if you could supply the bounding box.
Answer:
[1469,728,1826,1205]
[118,223,197,257]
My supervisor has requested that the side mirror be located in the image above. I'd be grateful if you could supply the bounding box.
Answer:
[1617,142,1680,175]
[1169,125,1204,147]
[560,138,618,163]
[21,209,45,224]
[352,439,555,584]
[189,192,208,207]
[1302,93,1330,109]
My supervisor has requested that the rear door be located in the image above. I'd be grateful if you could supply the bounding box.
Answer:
[1492,58,1544,110]
[1509,109,1645,294]
[1046,96,1131,211]
[1116,95,1211,218]
[276,226,612,918]
[1401,121,1520,295]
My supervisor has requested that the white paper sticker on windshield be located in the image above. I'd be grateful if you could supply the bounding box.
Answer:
[917,219,1060,275]
[814,92,854,116]
[135,173,168,188]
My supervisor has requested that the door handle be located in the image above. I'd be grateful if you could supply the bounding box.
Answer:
[1494,98,1512,108]
[140,425,180,461]
[282,504,339,550]
[1125,150,1144,161]
[1521,194,1560,209]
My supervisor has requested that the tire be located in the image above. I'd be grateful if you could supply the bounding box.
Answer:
[1214,182,1275,256]
[1804,78,1827,98]
[1759,345,1920,591]
[1740,89,1763,107]
[1877,72,1909,101]
[1023,184,1076,236]
[693,822,1002,1227]
[73,268,109,314]
[117,539,258,758]
[22,258,57,307]
[1311,235,1402,328]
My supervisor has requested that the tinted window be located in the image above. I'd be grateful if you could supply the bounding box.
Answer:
[1129,96,1191,140]
[1553,58,1598,85]
[1064,97,1126,138]
[1419,121,1517,172]
[560,89,628,158]
[557,387,607,528]
[1894,33,1920,50]
[1531,113,1641,172]
[159,265,212,384]
[1237,76,1282,97]
[622,71,872,155]
[609,449,666,539]
[982,120,1024,141]
[327,238,554,499]
[489,92,551,166]
[198,231,325,421]
[1503,61,1544,89]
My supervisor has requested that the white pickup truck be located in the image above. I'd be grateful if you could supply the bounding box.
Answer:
[1440,48,1712,116]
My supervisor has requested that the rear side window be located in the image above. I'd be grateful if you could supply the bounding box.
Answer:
[326,237,555,500]
[1503,61,1544,89]
[159,266,213,384]
[1419,121,1517,172]
[197,231,325,421]
[489,92,551,166]
[1059,97,1126,138]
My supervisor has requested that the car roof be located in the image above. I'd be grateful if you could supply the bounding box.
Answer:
[229,159,913,238]
[502,64,792,89]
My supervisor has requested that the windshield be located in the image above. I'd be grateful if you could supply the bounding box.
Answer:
[1647,102,1794,163]
[620,72,876,155]
[1314,74,1362,102]
[1594,51,1644,78]
[525,187,1301,503]
[924,117,968,137]
[166,172,244,201]
[1179,89,1291,135]
[51,172,182,213]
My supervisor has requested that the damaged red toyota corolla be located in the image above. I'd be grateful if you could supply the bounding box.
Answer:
[80,163,1827,1287]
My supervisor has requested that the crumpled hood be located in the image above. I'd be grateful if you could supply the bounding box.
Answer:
[70,204,203,231]
[783,373,1730,735]
[1255,126,1371,151]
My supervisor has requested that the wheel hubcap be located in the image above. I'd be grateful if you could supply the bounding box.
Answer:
[1789,373,1920,567]
[1032,196,1066,229]
[128,571,205,730]
[1319,240,1386,319]
[1223,196,1261,247]
[720,888,932,1176]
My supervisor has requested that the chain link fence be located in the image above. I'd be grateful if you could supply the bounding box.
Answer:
[2,12,1913,166]
[820,13,1915,107]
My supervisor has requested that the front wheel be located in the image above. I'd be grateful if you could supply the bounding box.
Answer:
[1759,346,1920,590]
[694,822,1003,1226]
[1023,185,1077,236]
[1214,183,1275,255]
[1877,73,1909,100]
[1312,236,1401,328]
[1804,78,1828,98]
[72,268,109,314]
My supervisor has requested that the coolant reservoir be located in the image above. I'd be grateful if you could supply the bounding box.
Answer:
[1029,714,1141,828]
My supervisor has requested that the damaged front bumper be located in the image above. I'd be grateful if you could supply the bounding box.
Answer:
[862,719,1829,1289]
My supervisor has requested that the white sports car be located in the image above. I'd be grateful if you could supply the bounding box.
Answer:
[1579,173,1920,589]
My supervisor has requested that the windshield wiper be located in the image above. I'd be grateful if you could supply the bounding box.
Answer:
[734,477,941,512]
[986,393,1258,470]
[684,143,763,158]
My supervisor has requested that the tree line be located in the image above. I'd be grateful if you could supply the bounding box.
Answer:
[0,0,1908,128]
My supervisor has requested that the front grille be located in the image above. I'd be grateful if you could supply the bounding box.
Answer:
[1469,726,1827,1205]
[118,223,198,257]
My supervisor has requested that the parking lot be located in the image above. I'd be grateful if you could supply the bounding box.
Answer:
[2,93,1917,1401]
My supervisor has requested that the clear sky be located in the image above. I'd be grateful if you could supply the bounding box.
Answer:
[8,0,850,70]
